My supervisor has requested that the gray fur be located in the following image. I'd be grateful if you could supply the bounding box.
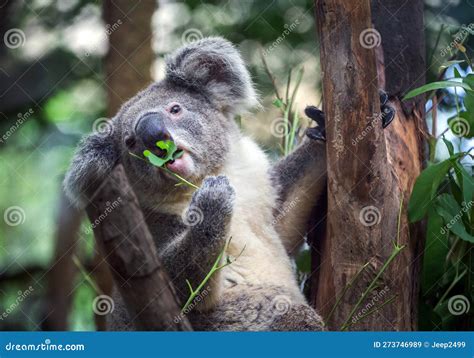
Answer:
[165,37,258,114]
[158,175,234,303]
[270,137,327,255]
[64,37,326,331]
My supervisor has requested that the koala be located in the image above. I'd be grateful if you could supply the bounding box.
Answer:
[64,37,394,331]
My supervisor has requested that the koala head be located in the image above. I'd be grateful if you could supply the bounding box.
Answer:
[64,37,257,209]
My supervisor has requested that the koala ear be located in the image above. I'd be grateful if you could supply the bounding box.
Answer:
[165,37,258,114]
[63,132,119,209]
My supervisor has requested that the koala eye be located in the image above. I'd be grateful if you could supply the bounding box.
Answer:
[169,104,181,115]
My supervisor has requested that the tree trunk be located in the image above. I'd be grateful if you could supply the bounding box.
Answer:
[103,0,155,116]
[45,0,156,330]
[89,0,156,329]
[86,165,192,331]
[42,193,82,330]
[312,0,425,330]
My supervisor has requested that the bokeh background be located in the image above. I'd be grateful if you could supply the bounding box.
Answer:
[0,0,473,331]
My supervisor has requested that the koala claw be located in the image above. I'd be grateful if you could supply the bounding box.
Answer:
[304,106,326,142]
[303,90,395,140]
[191,175,235,217]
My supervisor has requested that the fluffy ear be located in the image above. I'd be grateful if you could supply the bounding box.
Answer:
[165,37,258,114]
[63,132,119,209]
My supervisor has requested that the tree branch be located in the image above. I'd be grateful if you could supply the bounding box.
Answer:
[86,164,192,331]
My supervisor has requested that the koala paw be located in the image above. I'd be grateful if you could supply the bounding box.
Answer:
[303,90,396,141]
[304,106,326,141]
[189,175,235,222]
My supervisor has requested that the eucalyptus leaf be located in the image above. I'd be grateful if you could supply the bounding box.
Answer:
[421,207,449,297]
[403,81,472,100]
[435,194,474,243]
[408,157,458,222]
[143,140,183,168]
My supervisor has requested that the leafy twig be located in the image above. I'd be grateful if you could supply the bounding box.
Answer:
[181,238,245,313]
[325,261,371,325]
[340,243,405,330]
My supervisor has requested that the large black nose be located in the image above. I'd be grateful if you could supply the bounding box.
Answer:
[135,112,172,149]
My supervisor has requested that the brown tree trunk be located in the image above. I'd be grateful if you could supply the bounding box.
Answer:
[86,165,192,331]
[89,0,156,329]
[45,1,156,330]
[103,0,155,116]
[312,0,425,330]
[42,193,83,330]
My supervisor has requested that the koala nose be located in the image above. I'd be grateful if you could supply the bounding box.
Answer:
[135,112,172,149]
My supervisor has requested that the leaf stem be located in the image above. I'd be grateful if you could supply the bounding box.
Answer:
[340,244,405,330]
[181,239,245,313]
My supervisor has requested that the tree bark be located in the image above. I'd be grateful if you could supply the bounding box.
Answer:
[86,164,192,331]
[42,192,83,330]
[312,0,425,330]
[103,0,155,116]
[46,0,156,330]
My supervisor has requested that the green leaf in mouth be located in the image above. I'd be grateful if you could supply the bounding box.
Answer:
[143,139,184,167]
